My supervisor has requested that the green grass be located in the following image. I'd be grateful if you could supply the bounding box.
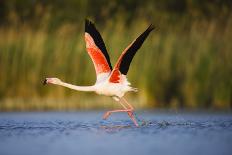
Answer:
[0,16,232,111]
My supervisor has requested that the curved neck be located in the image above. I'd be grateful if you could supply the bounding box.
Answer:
[59,82,96,92]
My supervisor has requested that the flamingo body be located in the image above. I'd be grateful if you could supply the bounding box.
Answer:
[94,74,137,98]
[44,19,154,126]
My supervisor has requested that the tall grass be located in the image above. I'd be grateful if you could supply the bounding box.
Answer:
[0,16,232,111]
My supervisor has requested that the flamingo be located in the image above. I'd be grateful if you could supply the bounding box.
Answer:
[44,19,154,126]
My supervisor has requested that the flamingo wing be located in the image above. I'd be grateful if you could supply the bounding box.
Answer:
[109,24,154,83]
[85,19,112,82]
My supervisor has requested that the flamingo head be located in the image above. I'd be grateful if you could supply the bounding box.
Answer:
[43,78,62,85]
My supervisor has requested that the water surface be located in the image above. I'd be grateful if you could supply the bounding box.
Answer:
[0,111,232,155]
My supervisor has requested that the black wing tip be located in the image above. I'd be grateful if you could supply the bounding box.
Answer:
[85,18,95,32]
[85,18,93,25]
[147,24,155,32]
[84,18,113,70]
[118,23,155,75]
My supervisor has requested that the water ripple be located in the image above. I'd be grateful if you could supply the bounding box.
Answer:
[0,112,232,155]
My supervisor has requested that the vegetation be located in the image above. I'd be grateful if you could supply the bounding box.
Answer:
[0,0,232,111]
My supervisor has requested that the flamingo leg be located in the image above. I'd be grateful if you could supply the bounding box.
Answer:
[122,97,139,127]
[102,99,127,119]
[103,98,139,127]
[122,97,134,109]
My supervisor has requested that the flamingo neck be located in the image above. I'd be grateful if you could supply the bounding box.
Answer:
[59,82,96,92]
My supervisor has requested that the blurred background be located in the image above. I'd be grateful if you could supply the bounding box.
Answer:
[0,0,232,111]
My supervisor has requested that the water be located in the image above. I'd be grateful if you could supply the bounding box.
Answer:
[0,111,232,155]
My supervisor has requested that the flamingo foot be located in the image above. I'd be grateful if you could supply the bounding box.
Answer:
[128,111,139,127]
[103,111,111,120]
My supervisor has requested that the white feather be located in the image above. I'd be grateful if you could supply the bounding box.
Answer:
[94,75,137,98]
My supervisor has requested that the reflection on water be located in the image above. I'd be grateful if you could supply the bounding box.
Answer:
[0,111,232,155]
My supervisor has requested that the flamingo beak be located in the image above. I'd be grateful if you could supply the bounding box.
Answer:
[43,78,48,85]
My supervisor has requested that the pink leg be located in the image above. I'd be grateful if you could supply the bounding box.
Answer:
[103,97,139,127]
[122,97,134,109]
[102,99,128,119]
[127,111,139,127]
[103,109,132,119]
[122,97,139,127]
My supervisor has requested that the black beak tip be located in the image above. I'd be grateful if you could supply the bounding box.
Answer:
[43,79,47,85]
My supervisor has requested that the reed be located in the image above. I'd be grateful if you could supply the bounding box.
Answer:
[0,15,232,111]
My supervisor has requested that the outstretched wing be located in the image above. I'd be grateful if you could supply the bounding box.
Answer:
[85,19,112,82]
[109,24,154,83]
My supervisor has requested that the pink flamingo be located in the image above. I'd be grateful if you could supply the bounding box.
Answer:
[44,19,154,126]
